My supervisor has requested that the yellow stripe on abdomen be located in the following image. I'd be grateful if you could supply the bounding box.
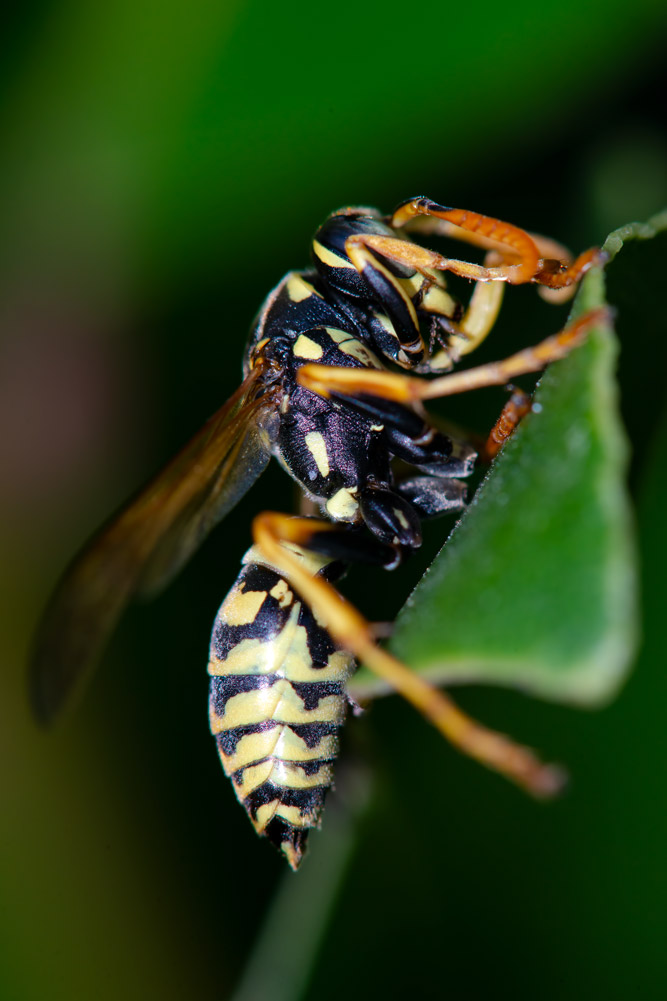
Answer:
[208,552,354,869]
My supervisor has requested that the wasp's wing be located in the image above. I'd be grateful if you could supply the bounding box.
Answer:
[30,367,281,725]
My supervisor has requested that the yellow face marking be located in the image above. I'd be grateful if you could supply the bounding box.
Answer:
[325,486,359,521]
[286,274,320,302]
[220,588,266,627]
[305,431,330,478]
[293,334,324,360]
[270,579,293,608]
[312,239,355,269]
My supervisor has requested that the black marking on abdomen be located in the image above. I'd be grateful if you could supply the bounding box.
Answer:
[297,603,339,667]
[210,572,289,659]
[209,559,355,868]
[264,817,309,857]
[216,720,277,757]
[210,674,278,716]
[244,783,328,821]
[290,680,345,711]
[288,721,341,747]
[230,756,333,786]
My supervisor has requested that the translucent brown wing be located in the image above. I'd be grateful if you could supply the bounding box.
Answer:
[30,367,282,725]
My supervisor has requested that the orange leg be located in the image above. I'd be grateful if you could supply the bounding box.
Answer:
[343,232,507,373]
[388,197,604,291]
[428,261,506,371]
[484,387,534,461]
[297,308,609,405]
[252,512,565,799]
[393,211,572,266]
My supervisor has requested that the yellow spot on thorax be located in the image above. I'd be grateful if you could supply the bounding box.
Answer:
[304,431,330,477]
[323,327,383,369]
[286,274,319,302]
[293,334,323,359]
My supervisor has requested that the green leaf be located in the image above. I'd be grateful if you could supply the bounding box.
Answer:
[350,215,667,706]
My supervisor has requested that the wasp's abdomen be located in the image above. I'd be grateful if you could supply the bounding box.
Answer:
[208,547,354,869]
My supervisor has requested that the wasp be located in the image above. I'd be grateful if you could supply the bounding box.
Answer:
[31,197,604,869]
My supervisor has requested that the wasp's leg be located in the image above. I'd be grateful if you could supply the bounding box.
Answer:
[386,427,477,479]
[298,308,609,406]
[394,474,468,519]
[333,234,428,369]
[394,203,576,271]
[252,512,565,798]
[425,263,506,372]
[388,204,593,371]
[424,248,579,371]
[388,197,603,290]
[343,224,597,372]
[484,387,533,461]
[338,233,501,370]
[321,379,477,478]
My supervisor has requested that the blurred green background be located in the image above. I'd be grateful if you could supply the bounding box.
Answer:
[2,2,667,999]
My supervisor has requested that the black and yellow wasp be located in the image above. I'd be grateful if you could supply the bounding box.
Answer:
[31,197,602,869]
